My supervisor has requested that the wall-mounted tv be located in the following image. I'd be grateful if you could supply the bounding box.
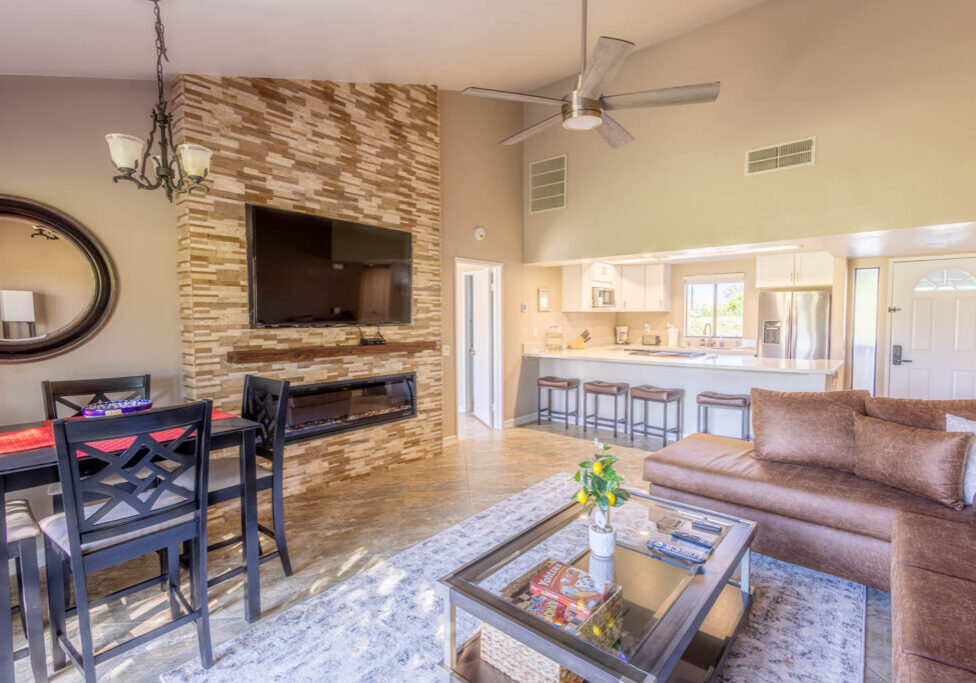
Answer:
[246,205,412,328]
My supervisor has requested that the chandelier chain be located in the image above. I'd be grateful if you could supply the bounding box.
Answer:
[153,0,169,106]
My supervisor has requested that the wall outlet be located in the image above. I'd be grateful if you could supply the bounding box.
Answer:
[442,344,451,356]
[532,327,538,337]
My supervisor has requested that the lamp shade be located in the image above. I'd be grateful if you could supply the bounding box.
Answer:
[176,143,212,180]
[105,134,146,172]
[0,290,36,323]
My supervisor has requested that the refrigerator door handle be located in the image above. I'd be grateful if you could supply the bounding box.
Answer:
[790,296,799,359]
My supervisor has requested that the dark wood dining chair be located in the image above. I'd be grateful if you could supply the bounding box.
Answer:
[42,402,214,682]
[7,499,47,682]
[200,376,293,580]
[41,374,151,419]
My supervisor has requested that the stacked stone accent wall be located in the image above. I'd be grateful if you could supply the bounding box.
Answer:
[172,75,442,496]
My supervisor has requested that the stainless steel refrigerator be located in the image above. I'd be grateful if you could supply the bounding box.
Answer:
[757,289,831,360]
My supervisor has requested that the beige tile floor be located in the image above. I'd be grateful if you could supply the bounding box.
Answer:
[13,415,891,681]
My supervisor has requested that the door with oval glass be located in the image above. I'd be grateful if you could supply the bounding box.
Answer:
[888,256,976,399]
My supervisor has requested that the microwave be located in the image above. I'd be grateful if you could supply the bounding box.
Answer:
[592,287,616,308]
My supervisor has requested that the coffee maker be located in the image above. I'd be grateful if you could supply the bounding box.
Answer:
[615,326,629,345]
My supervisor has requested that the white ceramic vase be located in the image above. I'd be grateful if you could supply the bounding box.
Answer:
[589,508,616,557]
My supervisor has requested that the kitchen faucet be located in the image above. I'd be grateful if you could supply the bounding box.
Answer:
[701,323,712,346]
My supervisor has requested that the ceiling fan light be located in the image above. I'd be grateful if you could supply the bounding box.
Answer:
[562,112,603,131]
[105,134,146,172]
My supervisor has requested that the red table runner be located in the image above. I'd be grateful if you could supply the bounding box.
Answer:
[0,410,237,456]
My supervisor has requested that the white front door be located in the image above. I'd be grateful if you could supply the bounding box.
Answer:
[470,268,494,426]
[888,257,976,399]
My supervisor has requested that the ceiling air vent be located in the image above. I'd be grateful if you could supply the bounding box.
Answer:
[745,137,815,176]
[529,154,567,213]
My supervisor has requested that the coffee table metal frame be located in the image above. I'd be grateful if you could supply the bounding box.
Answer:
[438,489,756,683]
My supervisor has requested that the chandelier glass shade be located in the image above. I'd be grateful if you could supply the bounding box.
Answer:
[105,0,211,201]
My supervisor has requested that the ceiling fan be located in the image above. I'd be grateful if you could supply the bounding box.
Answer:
[462,0,721,148]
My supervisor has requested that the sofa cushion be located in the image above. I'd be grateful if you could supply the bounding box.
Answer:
[854,414,973,509]
[865,396,976,431]
[947,414,976,506]
[892,513,976,682]
[643,433,976,542]
[751,388,868,471]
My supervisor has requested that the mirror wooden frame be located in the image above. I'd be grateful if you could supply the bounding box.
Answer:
[0,195,116,363]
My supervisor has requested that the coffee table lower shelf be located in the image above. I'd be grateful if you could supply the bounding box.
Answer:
[444,583,754,683]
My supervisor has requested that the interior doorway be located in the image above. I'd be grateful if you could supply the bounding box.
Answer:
[455,258,503,429]
[886,254,976,399]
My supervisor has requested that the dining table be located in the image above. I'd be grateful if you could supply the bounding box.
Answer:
[0,409,263,682]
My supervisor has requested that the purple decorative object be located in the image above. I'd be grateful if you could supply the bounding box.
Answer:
[82,399,153,417]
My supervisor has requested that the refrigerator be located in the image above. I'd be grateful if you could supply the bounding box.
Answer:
[757,289,831,360]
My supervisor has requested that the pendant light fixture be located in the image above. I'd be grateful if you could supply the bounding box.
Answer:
[105,0,211,201]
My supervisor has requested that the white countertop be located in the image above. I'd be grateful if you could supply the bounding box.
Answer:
[523,344,844,376]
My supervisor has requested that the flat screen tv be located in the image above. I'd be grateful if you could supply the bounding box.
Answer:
[246,204,412,327]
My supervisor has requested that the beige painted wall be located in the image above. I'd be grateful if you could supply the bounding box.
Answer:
[0,76,182,423]
[0,217,94,335]
[439,92,613,437]
[523,0,976,263]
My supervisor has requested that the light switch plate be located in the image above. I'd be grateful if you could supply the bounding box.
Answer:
[442,344,451,356]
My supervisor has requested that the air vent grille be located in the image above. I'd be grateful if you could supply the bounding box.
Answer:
[529,154,566,213]
[745,138,815,176]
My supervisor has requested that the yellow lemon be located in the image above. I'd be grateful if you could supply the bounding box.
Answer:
[606,492,616,506]
[592,462,603,475]
[591,625,603,637]
[576,490,588,504]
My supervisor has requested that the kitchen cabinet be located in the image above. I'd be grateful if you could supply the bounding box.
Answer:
[644,264,671,311]
[756,251,833,288]
[561,262,620,312]
[618,265,645,312]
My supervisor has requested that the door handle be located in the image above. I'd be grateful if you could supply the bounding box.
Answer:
[892,344,912,365]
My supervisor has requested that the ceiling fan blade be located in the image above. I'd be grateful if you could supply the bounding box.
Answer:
[577,36,634,100]
[602,82,721,110]
[499,113,563,145]
[597,114,634,148]
[462,87,567,107]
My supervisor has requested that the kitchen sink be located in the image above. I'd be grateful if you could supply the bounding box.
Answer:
[628,349,706,358]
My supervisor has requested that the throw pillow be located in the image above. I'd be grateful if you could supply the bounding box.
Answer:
[864,397,976,431]
[854,414,973,509]
[751,389,869,471]
[947,414,976,506]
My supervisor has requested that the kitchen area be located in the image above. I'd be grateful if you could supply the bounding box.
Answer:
[523,248,847,440]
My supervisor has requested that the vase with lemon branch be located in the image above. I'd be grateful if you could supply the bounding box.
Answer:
[573,439,631,558]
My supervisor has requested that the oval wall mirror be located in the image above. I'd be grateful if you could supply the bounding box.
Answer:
[0,196,116,363]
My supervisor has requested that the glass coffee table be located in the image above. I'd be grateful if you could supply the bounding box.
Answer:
[438,489,756,682]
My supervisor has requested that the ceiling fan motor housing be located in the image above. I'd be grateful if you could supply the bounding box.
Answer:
[562,92,603,130]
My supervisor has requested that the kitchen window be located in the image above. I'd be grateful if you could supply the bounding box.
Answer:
[684,274,745,338]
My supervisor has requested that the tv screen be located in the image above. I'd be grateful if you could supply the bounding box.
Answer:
[246,205,412,327]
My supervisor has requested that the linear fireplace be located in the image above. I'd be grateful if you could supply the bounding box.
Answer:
[284,372,417,443]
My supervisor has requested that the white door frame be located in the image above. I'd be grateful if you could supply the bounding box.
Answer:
[883,252,976,397]
[455,257,503,429]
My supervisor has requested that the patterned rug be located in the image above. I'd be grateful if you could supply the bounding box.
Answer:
[161,474,865,682]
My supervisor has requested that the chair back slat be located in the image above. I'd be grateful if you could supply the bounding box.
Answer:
[51,401,211,553]
[242,375,289,461]
[42,375,151,419]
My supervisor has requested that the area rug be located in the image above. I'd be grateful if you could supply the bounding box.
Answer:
[161,474,865,682]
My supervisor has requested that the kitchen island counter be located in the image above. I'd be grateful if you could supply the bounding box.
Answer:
[523,345,844,439]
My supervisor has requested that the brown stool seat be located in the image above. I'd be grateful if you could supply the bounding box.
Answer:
[696,391,750,408]
[631,386,684,402]
[538,376,579,389]
[584,381,629,396]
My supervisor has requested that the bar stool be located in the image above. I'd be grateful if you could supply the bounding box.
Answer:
[582,381,629,437]
[537,376,580,428]
[697,391,751,440]
[629,386,684,446]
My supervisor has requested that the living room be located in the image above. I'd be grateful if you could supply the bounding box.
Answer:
[0,0,974,681]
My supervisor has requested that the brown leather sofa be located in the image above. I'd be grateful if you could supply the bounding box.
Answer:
[643,432,975,591]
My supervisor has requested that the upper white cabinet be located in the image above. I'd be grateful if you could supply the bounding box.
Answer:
[564,263,670,312]
[644,264,671,312]
[618,265,645,312]
[756,251,833,288]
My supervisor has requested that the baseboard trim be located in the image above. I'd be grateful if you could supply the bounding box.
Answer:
[442,434,458,447]
[503,413,537,429]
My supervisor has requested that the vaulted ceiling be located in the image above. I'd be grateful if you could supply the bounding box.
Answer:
[2,0,770,90]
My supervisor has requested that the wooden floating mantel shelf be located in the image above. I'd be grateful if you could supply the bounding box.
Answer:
[226,341,439,365]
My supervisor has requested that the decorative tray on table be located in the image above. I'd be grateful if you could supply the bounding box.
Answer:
[82,399,153,417]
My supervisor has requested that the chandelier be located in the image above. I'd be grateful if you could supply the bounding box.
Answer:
[105,0,212,201]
